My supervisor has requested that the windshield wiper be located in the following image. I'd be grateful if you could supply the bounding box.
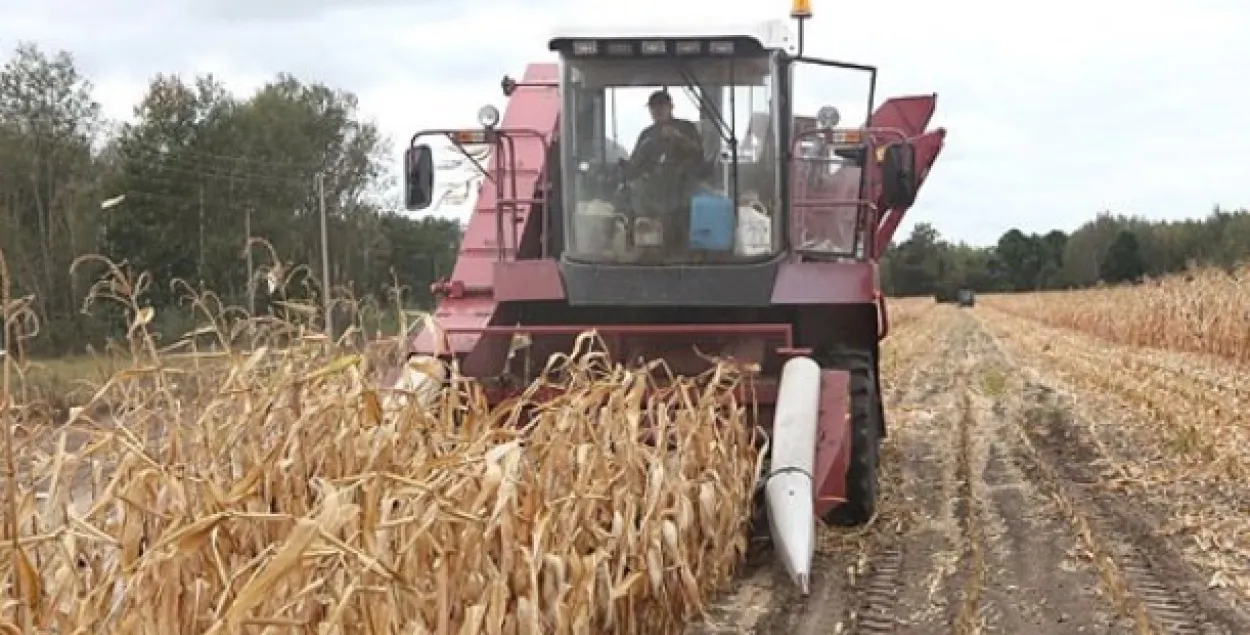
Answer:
[672,59,741,207]
[672,60,736,148]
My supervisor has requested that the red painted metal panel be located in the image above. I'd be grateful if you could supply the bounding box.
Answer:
[771,260,877,304]
[453,63,559,285]
[412,63,560,357]
[870,94,938,136]
[493,260,565,301]
[814,369,851,517]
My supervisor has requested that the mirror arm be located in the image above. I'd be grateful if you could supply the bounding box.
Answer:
[445,133,497,185]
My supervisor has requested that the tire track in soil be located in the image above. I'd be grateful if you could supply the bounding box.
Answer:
[881,310,968,634]
[1008,383,1249,635]
[692,306,1173,634]
[980,308,1250,618]
[811,309,969,634]
[972,310,1250,634]
[886,310,1135,635]
[686,312,950,634]
[957,321,1131,635]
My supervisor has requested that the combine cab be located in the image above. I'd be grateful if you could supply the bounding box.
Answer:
[401,2,946,594]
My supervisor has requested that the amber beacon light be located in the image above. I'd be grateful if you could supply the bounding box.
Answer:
[790,0,812,19]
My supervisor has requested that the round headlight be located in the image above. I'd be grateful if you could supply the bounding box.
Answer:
[477,104,501,128]
[817,105,841,129]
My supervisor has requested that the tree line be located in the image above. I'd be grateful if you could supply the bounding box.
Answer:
[5,42,1246,355]
[881,207,1250,298]
[0,43,462,356]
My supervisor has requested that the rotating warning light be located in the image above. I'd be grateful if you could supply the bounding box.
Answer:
[790,0,812,19]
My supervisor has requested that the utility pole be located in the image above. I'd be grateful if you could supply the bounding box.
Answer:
[231,175,256,315]
[244,204,255,315]
[316,173,333,346]
[198,183,206,282]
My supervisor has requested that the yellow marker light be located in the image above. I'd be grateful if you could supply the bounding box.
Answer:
[451,130,490,144]
[791,0,812,19]
[875,145,887,163]
[830,130,863,145]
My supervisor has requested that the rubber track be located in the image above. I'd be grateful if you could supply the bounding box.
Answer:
[853,547,904,633]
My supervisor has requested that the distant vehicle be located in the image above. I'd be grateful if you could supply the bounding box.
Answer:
[957,288,975,307]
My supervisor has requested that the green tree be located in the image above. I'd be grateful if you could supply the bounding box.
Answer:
[883,223,947,296]
[995,229,1055,291]
[105,72,400,312]
[0,48,464,353]
[1100,230,1145,283]
[0,43,111,354]
[104,73,238,303]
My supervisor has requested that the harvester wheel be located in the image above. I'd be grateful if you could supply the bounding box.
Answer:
[822,353,882,527]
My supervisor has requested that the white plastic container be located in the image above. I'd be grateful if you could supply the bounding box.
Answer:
[634,217,663,247]
[574,200,625,255]
[735,204,772,256]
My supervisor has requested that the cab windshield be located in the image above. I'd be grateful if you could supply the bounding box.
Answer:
[560,53,780,264]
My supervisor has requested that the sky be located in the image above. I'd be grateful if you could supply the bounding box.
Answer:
[2,0,1248,246]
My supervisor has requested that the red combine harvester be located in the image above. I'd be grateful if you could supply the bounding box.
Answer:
[401,3,946,593]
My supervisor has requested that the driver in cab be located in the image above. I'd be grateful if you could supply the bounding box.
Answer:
[621,90,705,249]
[625,90,703,175]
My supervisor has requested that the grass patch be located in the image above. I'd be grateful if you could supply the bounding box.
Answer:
[980,368,1007,396]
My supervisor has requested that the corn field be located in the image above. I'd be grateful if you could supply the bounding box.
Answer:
[0,253,764,634]
[982,265,1250,366]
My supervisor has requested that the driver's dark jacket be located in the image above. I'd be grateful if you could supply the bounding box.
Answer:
[626,119,704,224]
[628,119,703,174]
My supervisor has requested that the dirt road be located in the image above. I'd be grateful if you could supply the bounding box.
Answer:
[687,306,1250,634]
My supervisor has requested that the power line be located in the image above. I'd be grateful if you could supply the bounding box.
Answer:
[0,127,487,218]
[4,113,367,173]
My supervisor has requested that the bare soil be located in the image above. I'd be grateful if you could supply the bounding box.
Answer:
[685,307,1250,635]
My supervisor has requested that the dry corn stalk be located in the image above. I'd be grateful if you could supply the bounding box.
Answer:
[0,254,763,634]
[982,264,1250,365]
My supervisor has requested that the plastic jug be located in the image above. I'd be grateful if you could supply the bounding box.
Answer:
[688,191,735,251]
[573,200,625,255]
[735,204,772,256]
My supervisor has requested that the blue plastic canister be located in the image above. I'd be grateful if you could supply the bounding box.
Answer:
[688,191,735,251]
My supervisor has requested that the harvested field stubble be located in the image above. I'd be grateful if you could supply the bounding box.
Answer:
[885,297,934,330]
[0,254,764,633]
[982,265,1250,364]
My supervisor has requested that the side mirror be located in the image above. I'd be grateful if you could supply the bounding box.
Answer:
[880,141,917,210]
[404,145,435,210]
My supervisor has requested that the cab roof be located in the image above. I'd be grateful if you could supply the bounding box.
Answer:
[548,19,793,52]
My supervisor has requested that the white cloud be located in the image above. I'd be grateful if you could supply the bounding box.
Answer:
[2,0,1248,245]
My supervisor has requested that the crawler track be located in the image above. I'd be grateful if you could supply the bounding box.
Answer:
[683,307,1250,634]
